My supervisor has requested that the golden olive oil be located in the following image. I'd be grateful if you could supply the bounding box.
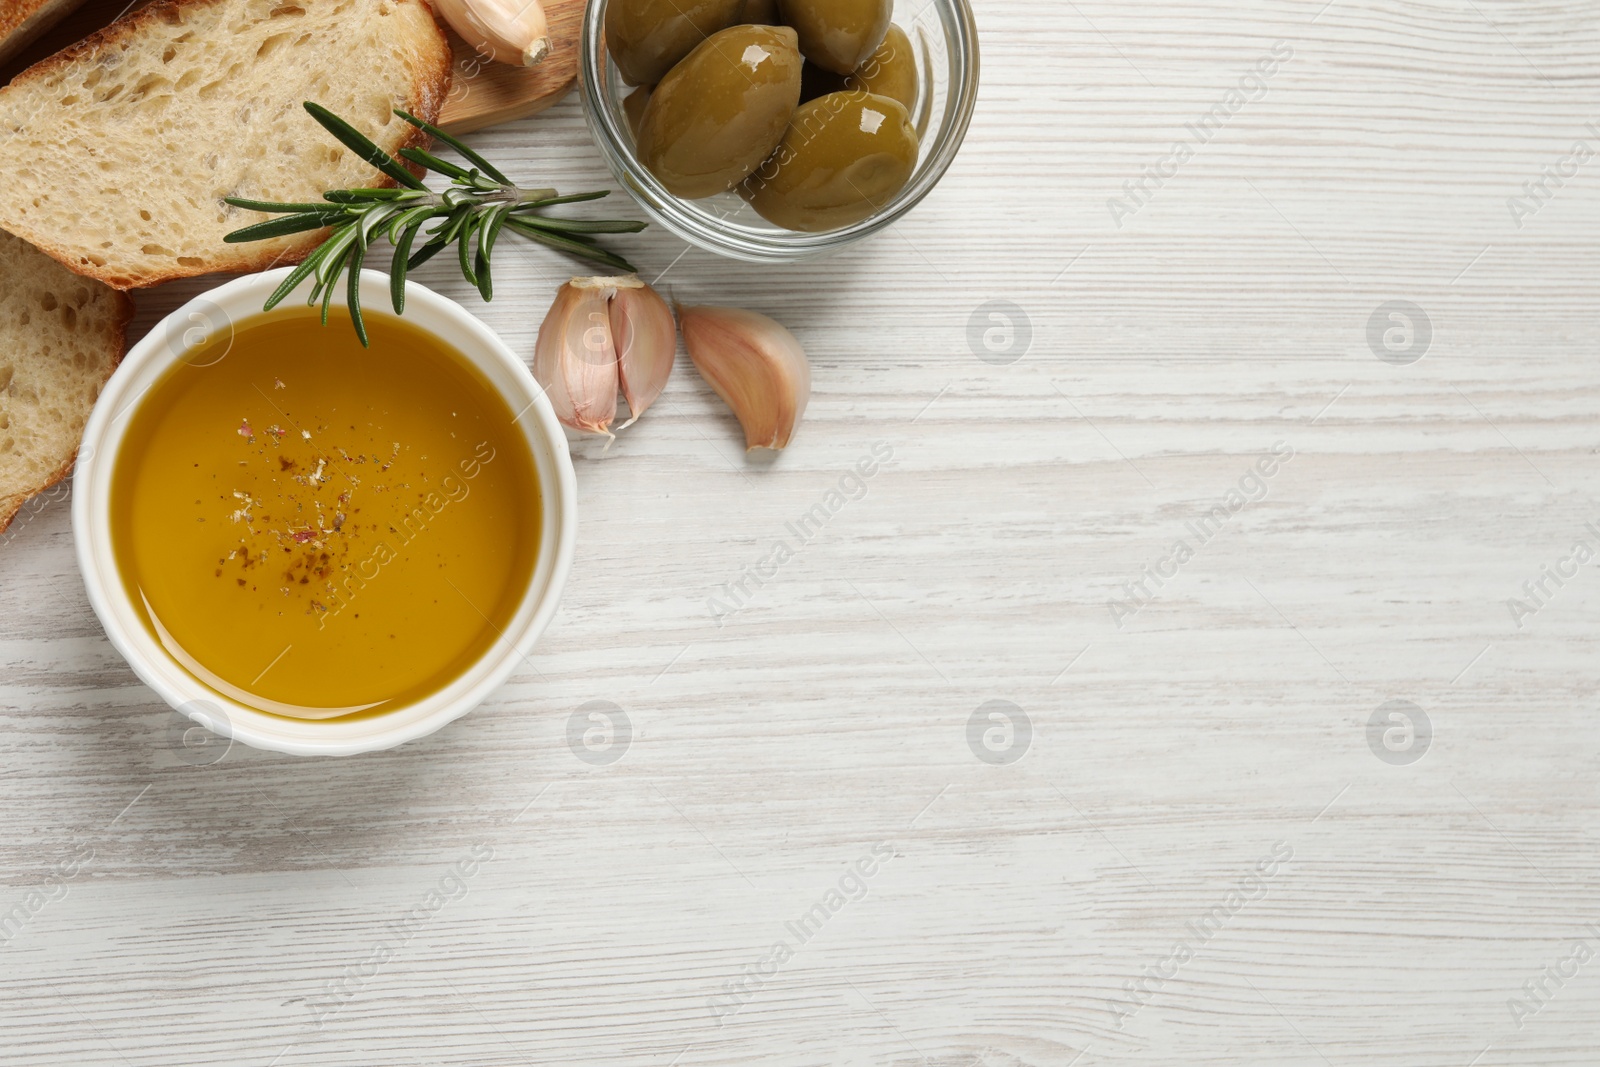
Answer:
[110,307,541,718]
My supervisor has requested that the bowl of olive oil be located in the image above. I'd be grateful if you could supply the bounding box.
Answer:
[73,270,576,756]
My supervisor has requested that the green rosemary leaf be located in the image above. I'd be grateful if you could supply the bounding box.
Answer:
[224,211,346,243]
[391,218,426,314]
[393,109,510,185]
[512,214,649,235]
[225,197,334,214]
[347,240,369,347]
[315,226,361,288]
[457,214,479,288]
[437,204,477,247]
[303,102,427,191]
[539,229,598,247]
[398,146,473,183]
[406,235,449,271]
[264,243,333,311]
[481,205,510,264]
[356,204,397,252]
[504,218,638,273]
[319,249,343,326]
[521,191,612,208]
[473,241,490,302]
[474,207,508,303]
[306,263,328,308]
[323,188,417,204]
[386,205,438,246]
[475,256,493,303]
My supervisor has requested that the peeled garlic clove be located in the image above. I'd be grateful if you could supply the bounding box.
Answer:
[534,279,620,436]
[433,0,552,67]
[610,278,676,428]
[680,305,811,451]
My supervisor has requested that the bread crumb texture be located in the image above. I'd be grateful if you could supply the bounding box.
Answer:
[0,230,131,533]
[0,0,451,288]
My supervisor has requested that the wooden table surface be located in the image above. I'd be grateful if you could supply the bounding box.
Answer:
[3,1,1598,1064]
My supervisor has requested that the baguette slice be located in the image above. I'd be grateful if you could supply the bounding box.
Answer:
[0,0,88,67]
[0,230,133,534]
[0,0,451,289]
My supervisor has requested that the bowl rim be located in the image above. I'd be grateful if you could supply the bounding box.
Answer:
[71,269,577,758]
[578,0,981,262]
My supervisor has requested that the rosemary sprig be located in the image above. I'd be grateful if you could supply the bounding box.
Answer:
[224,102,645,346]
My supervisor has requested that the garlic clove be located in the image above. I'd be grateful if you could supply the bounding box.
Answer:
[609,277,676,428]
[679,305,811,451]
[534,279,619,437]
[432,0,552,68]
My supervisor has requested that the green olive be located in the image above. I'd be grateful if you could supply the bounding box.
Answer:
[740,0,781,23]
[843,24,917,113]
[605,0,745,86]
[637,25,804,199]
[623,85,652,140]
[777,0,892,74]
[741,91,919,231]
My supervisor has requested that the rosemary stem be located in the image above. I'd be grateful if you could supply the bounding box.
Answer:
[224,103,642,346]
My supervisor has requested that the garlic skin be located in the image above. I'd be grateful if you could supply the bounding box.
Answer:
[609,278,677,428]
[534,280,618,437]
[432,0,552,67]
[679,305,811,451]
[533,276,676,438]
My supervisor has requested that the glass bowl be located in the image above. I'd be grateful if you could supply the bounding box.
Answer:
[578,0,980,263]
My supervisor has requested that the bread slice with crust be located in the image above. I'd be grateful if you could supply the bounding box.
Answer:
[0,0,451,289]
[0,229,133,535]
[0,0,89,67]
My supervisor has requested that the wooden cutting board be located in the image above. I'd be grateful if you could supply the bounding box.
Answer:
[0,0,583,133]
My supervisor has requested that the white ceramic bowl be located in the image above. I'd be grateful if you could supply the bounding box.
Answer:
[72,269,576,757]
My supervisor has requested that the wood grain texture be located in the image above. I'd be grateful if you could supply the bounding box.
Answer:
[436,0,581,134]
[0,0,88,67]
[3,0,1600,1065]
[0,0,581,132]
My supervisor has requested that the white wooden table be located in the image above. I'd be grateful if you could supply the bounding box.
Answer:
[3,1,1598,1063]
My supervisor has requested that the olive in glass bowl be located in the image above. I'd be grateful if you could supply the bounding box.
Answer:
[579,0,980,263]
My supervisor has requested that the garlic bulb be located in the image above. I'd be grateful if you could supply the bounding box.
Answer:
[679,305,811,451]
[432,0,552,68]
[533,276,675,438]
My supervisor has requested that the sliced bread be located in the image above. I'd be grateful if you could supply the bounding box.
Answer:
[0,0,451,289]
[0,0,88,68]
[0,229,133,534]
